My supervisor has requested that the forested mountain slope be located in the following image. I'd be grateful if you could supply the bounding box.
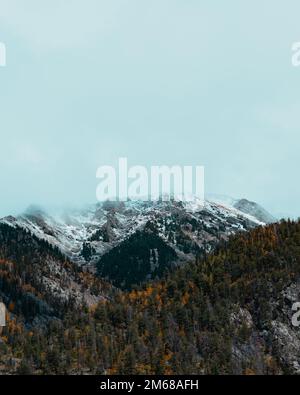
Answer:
[0,223,112,324]
[1,220,300,375]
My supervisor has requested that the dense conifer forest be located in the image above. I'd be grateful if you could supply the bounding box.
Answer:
[1,220,300,374]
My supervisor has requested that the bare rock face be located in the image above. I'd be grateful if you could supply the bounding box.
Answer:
[230,307,268,375]
[226,277,300,375]
[230,281,300,375]
[266,282,300,374]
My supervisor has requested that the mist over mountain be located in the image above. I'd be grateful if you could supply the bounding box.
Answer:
[1,196,274,289]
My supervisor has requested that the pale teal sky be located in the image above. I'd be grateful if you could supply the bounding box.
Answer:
[0,1,300,218]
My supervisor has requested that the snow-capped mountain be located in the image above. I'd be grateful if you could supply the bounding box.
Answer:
[0,197,274,275]
[207,194,276,224]
[233,199,276,224]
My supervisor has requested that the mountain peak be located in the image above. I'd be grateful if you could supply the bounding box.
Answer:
[233,198,276,224]
[1,196,271,277]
